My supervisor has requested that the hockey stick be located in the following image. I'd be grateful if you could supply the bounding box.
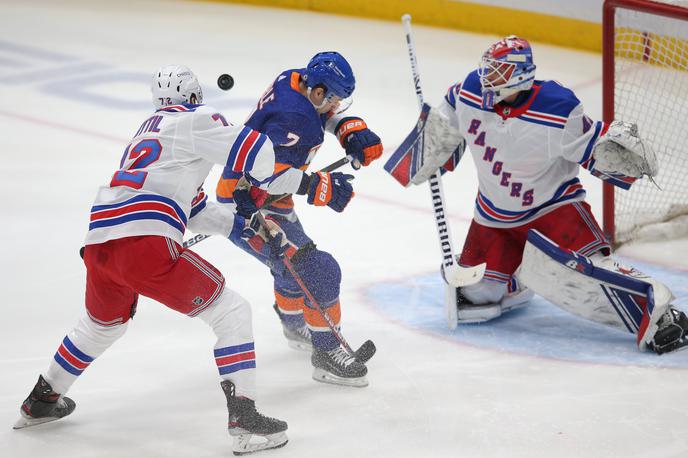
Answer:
[182,155,353,249]
[401,14,485,328]
[255,212,376,363]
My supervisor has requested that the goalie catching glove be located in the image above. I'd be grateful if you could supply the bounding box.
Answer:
[335,117,383,169]
[592,121,658,180]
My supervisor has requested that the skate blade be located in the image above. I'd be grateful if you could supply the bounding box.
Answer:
[287,340,312,352]
[13,415,61,430]
[232,432,288,456]
[312,368,368,388]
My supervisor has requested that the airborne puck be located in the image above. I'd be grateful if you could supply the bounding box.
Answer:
[217,74,234,91]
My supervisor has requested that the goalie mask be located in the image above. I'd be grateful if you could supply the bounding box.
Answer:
[478,36,536,109]
[151,64,203,109]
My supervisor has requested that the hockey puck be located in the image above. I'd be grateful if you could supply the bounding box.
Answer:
[217,73,234,91]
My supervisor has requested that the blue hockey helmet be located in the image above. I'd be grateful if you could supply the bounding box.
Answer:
[304,51,356,100]
[478,36,536,109]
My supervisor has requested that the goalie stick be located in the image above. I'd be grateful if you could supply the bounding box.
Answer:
[254,211,376,364]
[398,14,485,330]
[399,14,485,288]
[182,155,353,249]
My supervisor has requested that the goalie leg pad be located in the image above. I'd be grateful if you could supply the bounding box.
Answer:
[517,229,672,349]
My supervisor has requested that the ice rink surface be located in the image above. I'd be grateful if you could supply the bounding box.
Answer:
[1,1,687,457]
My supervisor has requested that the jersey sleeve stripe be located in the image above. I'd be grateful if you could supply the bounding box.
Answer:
[578,121,604,165]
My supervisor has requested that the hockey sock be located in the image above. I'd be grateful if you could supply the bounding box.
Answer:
[197,288,257,399]
[44,316,128,395]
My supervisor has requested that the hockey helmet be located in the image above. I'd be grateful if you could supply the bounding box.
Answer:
[151,64,203,109]
[478,36,536,109]
[304,51,356,102]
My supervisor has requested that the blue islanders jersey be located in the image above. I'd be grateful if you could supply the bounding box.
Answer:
[439,70,608,228]
[217,69,330,208]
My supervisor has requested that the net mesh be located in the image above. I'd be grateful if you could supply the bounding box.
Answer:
[612,1,688,244]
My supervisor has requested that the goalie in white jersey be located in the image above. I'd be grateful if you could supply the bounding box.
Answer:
[14,65,289,455]
[413,36,687,354]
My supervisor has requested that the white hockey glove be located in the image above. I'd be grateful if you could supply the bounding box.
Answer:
[410,107,466,185]
[592,121,658,179]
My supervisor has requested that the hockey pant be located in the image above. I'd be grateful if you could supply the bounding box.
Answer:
[230,208,343,351]
[457,201,611,307]
[44,236,257,399]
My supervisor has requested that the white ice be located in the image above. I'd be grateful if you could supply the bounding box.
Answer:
[1,1,687,457]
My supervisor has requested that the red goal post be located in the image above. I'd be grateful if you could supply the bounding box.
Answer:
[602,0,688,246]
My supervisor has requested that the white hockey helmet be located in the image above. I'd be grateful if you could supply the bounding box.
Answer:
[151,65,203,109]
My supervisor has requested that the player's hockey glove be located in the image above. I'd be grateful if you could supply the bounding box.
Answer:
[233,175,270,218]
[229,214,293,269]
[335,117,383,169]
[306,171,354,212]
[233,186,269,218]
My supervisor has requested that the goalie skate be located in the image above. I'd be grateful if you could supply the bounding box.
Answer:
[311,346,368,387]
[272,304,312,352]
[222,381,288,456]
[648,308,688,355]
[14,375,76,430]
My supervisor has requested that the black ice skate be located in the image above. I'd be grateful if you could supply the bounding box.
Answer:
[14,375,76,429]
[221,380,288,456]
[648,307,688,355]
[311,346,368,388]
[272,304,312,352]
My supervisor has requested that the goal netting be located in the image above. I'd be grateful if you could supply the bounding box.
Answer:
[603,0,688,245]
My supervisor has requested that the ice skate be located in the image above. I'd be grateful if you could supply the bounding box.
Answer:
[648,307,688,355]
[272,304,312,352]
[14,375,76,429]
[221,380,288,456]
[311,346,368,387]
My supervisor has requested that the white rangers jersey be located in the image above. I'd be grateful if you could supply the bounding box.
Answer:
[85,103,274,246]
[439,70,608,228]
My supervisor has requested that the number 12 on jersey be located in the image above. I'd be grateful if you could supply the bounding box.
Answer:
[110,139,162,189]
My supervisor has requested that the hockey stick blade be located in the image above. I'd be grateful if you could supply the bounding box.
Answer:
[443,262,486,287]
[354,339,376,364]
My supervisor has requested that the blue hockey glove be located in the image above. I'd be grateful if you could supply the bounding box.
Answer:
[335,117,383,169]
[229,214,292,268]
[232,187,259,219]
[306,171,355,213]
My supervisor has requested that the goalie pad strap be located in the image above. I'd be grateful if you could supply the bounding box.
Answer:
[517,229,669,349]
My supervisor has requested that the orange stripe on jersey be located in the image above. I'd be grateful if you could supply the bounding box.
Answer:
[304,301,341,328]
[274,162,310,175]
[274,163,292,175]
[216,177,239,200]
[270,196,294,209]
[275,291,305,314]
[290,71,301,92]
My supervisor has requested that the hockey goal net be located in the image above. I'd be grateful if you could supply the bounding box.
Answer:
[603,0,688,246]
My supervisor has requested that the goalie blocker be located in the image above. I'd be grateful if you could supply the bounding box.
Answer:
[517,230,688,354]
[384,103,465,187]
